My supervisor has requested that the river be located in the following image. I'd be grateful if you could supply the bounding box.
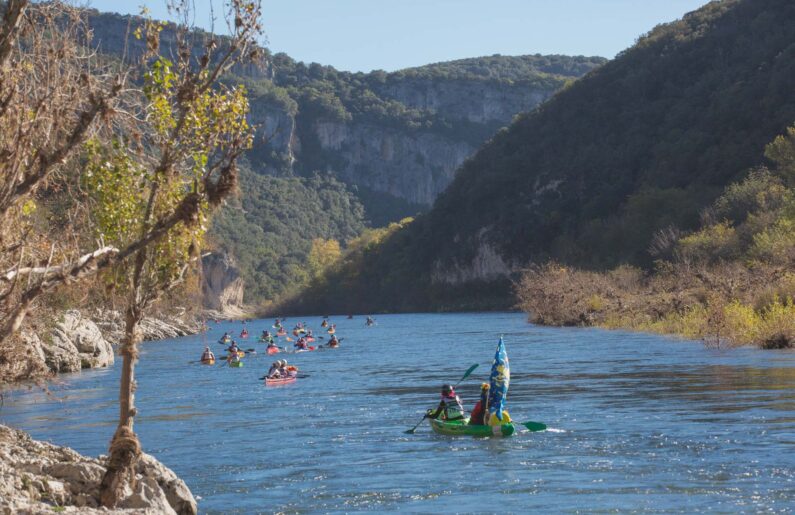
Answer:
[2,313,794,513]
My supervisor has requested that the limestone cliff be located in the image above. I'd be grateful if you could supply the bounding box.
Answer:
[201,252,246,315]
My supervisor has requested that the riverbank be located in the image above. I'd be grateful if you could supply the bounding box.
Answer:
[517,262,795,349]
[8,309,201,386]
[0,424,196,513]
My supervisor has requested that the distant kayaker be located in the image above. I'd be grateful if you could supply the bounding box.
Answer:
[468,383,489,425]
[240,329,249,338]
[294,337,308,350]
[267,360,282,379]
[328,335,339,347]
[321,320,328,328]
[218,332,231,343]
[426,384,466,422]
[366,316,375,326]
[227,341,240,354]
[279,360,295,377]
[200,347,215,362]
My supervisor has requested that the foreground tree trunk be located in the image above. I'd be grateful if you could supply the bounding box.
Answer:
[99,302,144,506]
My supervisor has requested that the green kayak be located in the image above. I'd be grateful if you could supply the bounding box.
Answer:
[228,360,243,368]
[429,417,515,437]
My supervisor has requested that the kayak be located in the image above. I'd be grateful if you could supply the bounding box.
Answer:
[200,358,215,365]
[267,346,280,355]
[429,417,515,437]
[305,336,315,343]
[236,350,245,357]
[294,346,315,353]
[265,376,296,385]
[327,329,335,334]
[276,330,287,337]
[228,360,244,368]
[327,344,339,349]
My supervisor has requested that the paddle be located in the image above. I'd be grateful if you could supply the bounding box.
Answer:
[520,421,547,432]
[404,363,479,434]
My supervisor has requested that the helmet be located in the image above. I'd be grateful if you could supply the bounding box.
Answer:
[481,383,490,390]
[441,384,453,395]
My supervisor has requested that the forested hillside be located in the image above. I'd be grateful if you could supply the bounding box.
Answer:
[84,10,603,307]
[284,0,795,314]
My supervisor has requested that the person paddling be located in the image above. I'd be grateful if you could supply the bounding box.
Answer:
[227,340,240,355]
[328,334,339,348]
[294,337,308,350]
[200,346,215,363]
[426,384,466,422]
[266,360,283,379]
[468,383,489,425]
[218,332,231,344]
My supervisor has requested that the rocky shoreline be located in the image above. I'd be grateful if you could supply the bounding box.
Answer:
[24,309,201,378]
[0,309,206,513]
[0,424,196,514]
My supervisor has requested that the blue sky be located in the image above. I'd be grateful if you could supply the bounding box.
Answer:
[87,0,708,72]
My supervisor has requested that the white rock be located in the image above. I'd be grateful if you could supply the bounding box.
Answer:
[118,476,176,515]
[137,453,197,515]
[50,311,114,370]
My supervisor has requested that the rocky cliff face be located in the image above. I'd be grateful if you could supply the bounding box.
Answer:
[374,78,552,124]
[309,120,474,205]
[202,252,246,314]
[249,77,575,206]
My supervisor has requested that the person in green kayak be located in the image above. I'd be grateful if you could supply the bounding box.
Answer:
[468,383,489,425]
[426,384,466,422]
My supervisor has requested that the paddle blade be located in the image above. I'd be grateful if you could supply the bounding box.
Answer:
[454,363,479,386]
[404,428,416,434]
[521,421,547,432]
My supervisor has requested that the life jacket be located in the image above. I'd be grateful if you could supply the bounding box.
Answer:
[440,394,465,420]
[469,400,485,425]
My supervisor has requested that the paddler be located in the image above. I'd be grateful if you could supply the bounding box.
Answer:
[426,384,466,422]
[468,383,489,425]
[218,332,231,344]
[200,346,215,362]
[266,360,282,379]
[321,319,328,328]
[240,328,248,338]
[227,340,240,355]
[294,337,308,350]
[279,359,294,377]
[328,334,339,347]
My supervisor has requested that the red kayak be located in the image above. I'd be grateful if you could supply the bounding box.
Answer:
[295,346,316,352]
[305,336,316,343]
[267,346,280,355]
[265,368,298,386]
[265,376,296,386]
